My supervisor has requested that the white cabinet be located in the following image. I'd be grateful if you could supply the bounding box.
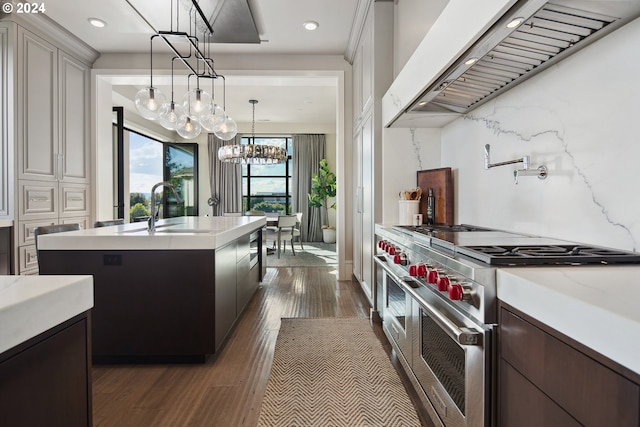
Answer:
[1,17,96,274]
[351,2,393,307]
[17,29,89,184]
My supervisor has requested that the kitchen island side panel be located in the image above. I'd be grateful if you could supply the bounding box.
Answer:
[39,249,217,362]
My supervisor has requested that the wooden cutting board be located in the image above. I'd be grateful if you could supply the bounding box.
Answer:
[416,167,454,225]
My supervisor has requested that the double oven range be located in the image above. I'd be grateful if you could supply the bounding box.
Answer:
[373,224,640,427]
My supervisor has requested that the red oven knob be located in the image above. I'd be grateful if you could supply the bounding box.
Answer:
[436,276,450,291]
[448,284,464,301]
[427,269,438,284]
[408,265,418,276]
[416,264,427,277]
[388,246,397,255]
[393,253,407,265]
[378,240,385,249]
[381,241,389,251]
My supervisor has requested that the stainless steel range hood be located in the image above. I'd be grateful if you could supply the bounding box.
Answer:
[388,0,640,126]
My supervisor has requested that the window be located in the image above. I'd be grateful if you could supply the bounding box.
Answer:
[115,124,198,222]
[241,137,292,213]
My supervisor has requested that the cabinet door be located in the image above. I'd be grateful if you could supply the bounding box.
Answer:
[18,180,57,220]
[215,242,237,351]
[59,183,89,218]
[500,307,640,426]
[58,51,89,183]
[17,28,57,181]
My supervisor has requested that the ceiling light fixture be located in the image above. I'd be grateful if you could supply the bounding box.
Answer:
[218,99,287,164]
[464,57,478,66]
[88,18,107,28]
[303,21,319,31]
[133,0,237,140]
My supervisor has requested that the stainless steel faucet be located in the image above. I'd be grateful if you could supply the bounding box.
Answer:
[484,144,548,184]
[484,144,529,170]
[148,182,182,233]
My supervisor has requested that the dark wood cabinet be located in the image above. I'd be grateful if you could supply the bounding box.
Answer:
[0,313,92,427]
[499,304,640,427]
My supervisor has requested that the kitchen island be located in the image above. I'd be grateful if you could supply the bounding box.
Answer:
[37,216,267,363]
[0,275,93,426]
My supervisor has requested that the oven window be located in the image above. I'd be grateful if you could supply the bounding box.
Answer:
[386,276,406,328]
[421,309,466,414]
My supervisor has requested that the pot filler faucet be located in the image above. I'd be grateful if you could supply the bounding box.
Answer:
[148,182,182,233]
[484,144,547,184]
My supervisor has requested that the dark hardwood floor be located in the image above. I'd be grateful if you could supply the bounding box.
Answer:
[92,266,426,427]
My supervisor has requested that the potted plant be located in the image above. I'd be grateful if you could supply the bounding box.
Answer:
[308,158,337,243]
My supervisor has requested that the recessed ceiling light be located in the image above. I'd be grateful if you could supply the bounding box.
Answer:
[88,18,107,28]
[464,57,478,66]
[303,21,319,31]
[506,17,524,29]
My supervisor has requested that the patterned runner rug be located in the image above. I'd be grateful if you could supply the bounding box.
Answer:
[257,318,422,427]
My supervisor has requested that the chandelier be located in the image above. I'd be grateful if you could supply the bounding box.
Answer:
[218,99,288,164]
[133,0,237,140]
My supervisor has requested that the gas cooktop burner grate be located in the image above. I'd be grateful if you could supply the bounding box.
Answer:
[457,245,640,266]
[394,224,494,234]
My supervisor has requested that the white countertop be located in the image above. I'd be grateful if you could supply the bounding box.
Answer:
[37,216,267,251]
[497,266,640,375]
[0,275,93,354]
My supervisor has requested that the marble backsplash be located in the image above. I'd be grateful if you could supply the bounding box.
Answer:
[439,17,640,252]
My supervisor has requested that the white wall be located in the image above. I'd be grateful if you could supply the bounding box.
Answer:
[408,18,640,252]
[382,127,441,223]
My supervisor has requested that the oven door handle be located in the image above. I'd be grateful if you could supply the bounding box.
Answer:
[418,298,483,346]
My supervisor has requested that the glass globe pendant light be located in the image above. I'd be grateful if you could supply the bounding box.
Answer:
[158,101,184,130]
[135,87,166,120]
[199,102,225,132]
[134,38,165,120]
[182,86,211,119]
[176,115,202,139]
[157,61,184,130]
[213,114,238,141]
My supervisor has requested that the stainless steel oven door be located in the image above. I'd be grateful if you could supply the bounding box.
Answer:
[412,297,492,427]
[377,259,412,365]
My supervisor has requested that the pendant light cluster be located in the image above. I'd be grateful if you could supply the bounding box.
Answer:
[133,0,237,141]
[218,99,287,164]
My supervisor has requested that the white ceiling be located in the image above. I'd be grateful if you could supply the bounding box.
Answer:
[42,0,365,129]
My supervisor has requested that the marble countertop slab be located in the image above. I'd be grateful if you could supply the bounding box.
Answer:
[497,266,640,375]
[0,275,93,354]
[37,216,267,251]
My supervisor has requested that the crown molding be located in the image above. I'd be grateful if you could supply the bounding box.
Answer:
[1,5,99,65]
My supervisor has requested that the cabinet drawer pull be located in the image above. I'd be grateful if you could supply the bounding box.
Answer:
[67,197,84,202]
[29,197,49,202]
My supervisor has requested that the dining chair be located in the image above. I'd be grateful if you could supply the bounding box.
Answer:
[265,214,298,258]
[293,212,304,251]
[94,219,125,227]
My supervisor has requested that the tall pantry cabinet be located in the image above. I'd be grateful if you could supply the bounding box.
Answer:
[0,16,98,274]
[351,1,393,308]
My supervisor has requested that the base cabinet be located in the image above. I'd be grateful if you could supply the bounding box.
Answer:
[0,313,92,427]
[499,304,640,427]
